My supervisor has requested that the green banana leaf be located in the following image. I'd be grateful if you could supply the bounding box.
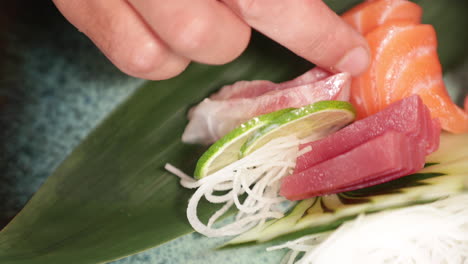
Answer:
[1,1,467,264]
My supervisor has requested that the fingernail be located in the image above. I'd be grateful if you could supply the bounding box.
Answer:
[335,46,370,76]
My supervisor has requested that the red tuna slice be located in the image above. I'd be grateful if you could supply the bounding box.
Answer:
[339,136,426,193]
[280,131,426,201]
[426,118,441,155]
[210,68,331,100]
[420,105,431,153]
[295,95,432,174]
[182,72,351,144]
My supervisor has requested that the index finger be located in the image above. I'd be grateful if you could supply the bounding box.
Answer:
[222,0,370,76]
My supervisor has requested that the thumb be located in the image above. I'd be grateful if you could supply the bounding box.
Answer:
[222,0,370,76]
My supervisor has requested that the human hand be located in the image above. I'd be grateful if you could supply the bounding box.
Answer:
[52,0,370,80]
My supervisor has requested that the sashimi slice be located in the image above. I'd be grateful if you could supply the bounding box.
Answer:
[419,103,438,155]
[465,96,468,112]
[210,68,331,100]
[182,73,351,144]
[340,136,426,193]
[352,22,468,133]
[341,0,423,118]
[280,131,426,200]
[294,95,434,173]
[189,68,331,121]
[351,22,427,118]
[352,22,435,117]
[426,119,441,155]
[342,0,422,35]
[345,134,415,190]
[417,92,468,134]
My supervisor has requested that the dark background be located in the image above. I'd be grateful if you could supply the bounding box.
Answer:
[0,1,141,228]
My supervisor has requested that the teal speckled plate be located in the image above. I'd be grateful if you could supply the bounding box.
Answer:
[1,1,467,264]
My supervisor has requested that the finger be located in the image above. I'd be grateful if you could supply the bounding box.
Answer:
[128,0,251,65]
[223,0,370,76]
[52,0,190,80]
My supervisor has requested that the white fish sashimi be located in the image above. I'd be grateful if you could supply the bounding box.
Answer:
[210,68,332,100]
[182,71,351,144]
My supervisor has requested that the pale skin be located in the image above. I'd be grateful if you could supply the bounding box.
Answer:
[52,0,370,80]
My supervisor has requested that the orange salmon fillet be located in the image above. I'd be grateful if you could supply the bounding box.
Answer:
[342,0,468,133]
[342,0,422,35]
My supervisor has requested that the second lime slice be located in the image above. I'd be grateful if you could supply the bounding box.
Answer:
[194,108,293,179]
[240,101,356,157]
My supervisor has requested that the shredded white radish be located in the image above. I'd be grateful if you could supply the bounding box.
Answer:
[267,194,468,264]
[165,135,301,237]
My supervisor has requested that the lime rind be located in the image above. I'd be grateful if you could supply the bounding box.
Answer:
[240,101,356,157]
[195,101,356,179]
[194,108,294,179]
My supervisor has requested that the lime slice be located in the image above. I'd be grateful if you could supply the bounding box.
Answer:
[240,101,356,157]
[194,108,294,179]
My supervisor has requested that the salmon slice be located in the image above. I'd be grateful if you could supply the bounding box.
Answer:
[342,0,422,35]
[353,22,468,133]
[388,48,440,104]
[350,22,419,118]
[465,96,468,112]
[342,0,422,119]
[361,22,437,116]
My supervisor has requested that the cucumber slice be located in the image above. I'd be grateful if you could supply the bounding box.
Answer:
[227,132,468,245]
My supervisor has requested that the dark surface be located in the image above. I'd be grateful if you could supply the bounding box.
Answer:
[0,0,140,228]
[0,1,466,264]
